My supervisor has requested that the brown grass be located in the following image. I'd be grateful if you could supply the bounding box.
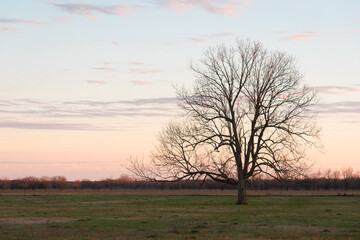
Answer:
[0,217,75,225]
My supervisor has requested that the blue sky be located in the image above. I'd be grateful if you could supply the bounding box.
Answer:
[0,0,359,179]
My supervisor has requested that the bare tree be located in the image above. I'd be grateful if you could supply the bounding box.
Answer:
[0,177,10,190]
[72,180,81,190]
[332,170,341,190]
[52,176,67,191]
[323,168,332,190]
[40,176,51,191]
[341,167,354,192]
[130,40,319,204]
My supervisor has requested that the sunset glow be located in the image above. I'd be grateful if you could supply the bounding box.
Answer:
[0,0,359,180]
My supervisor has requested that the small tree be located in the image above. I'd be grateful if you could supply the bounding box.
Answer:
[0,177,10,190]
[323,168,332,190]
[24,176,40,190]
[332,170,341,190]
[72,180,81,190]
[52,176,67,191]
[131,40,319,204]
[342,167,354,192]
[39,176,51,191]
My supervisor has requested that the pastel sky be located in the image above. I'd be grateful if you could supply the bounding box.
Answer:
[0,0,359,180]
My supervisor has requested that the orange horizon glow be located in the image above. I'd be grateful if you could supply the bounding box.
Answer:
[0,0,359,180]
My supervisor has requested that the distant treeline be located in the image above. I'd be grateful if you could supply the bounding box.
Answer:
[1,167,359,191]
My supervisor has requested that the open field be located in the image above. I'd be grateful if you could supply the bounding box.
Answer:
[0,191,359,239]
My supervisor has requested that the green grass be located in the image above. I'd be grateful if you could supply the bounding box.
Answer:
[0,194,359,239]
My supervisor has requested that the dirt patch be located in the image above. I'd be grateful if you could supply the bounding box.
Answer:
[0,217,75,225]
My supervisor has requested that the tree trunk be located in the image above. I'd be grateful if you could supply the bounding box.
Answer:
[235,179,247,205]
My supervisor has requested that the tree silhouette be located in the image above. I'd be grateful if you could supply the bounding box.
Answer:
[130,40,319,204]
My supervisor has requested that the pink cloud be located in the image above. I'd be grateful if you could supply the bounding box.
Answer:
[53,3,136,20]
[112,41,119,45]
[206,32,233,38]
[0,18,43,24]
[339,29,360,34]
[131,68,161,74]
[93,67,115,71]
[0,27,17,32]
[163,0,193,12]
[0,100,12,105]
[86,80,107,84]
[186,37,209,42]
[283,32,319,41]
[129,62,152,66]
[19,99,43,104]
[131,80,153,86]
[201,2,238,16]
[160,0,249,17]
[312,86,360,95]
[314,89,341,95]
[55,17,72,23]
[186,32,232,43]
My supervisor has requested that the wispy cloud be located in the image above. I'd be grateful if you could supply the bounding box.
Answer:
[118,98,177,105]
[129,62,153,66]
[63,98,177,106]
[130,68,161,74]
[0,160,124,165]
[86,80,107,84]
[314,101,360,115]
[339,29,360,34]
[0,27,17,32]
[186,37,209,42]
[205,32,233,38]
[186,32,233,42]
[3,96,360,130]
[54,17,72,23]
[312,86,360,95]
[0,121,107,131]
[0,98,178,130]
[159,0,250,16]
[131,80,153,86]
[52,3,137,20]
[93,67,115,71]
[0,18,43,24]
[283,32,319,42]
[0,100,13,106]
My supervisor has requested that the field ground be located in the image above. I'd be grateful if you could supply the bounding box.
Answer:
[0,190,359,239]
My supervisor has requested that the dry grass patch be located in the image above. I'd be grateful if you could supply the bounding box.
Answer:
[0,217,75,225]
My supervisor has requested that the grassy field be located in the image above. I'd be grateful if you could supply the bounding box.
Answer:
[0,191,359,239]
